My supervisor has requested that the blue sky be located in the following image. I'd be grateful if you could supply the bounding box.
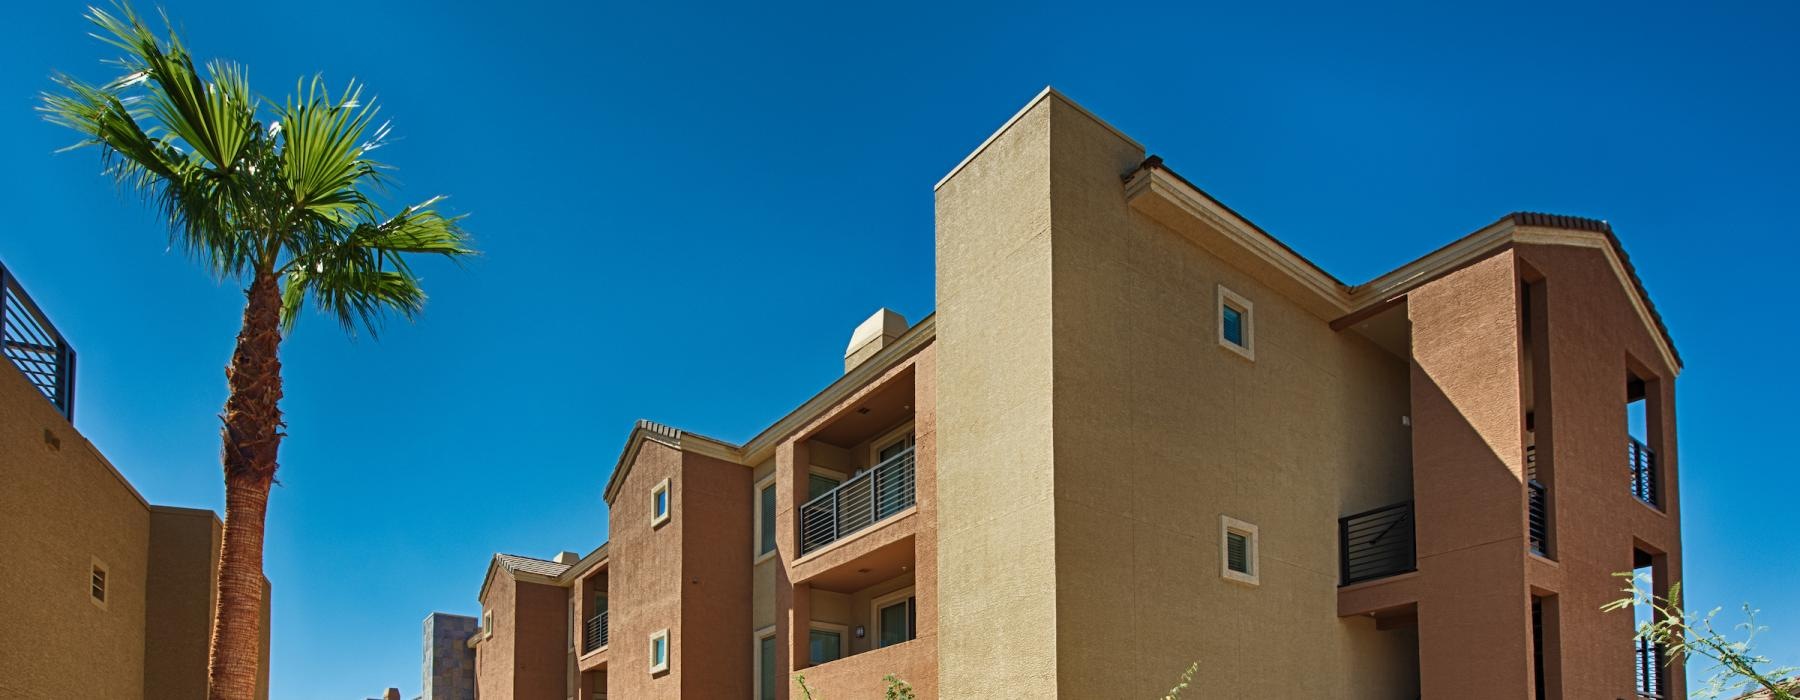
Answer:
[2,0,1795,696]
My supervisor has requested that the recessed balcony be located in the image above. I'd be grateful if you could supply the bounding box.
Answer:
[1339,501,1416,586]
[800,447,916,556]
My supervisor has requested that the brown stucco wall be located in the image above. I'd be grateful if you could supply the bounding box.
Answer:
[1408,251,1537,697]
[608,439,686,698]
[1515,242,1684,698]
[514,579,570,699]
[679,450,753,699]
[475,572,516,700]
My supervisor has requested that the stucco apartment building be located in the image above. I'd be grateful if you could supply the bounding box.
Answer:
[460,89,1685,700]
[0,261,271,699]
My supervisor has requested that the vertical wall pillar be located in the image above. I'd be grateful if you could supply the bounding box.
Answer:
[773,440,809,700]
[1408,252,1536,698]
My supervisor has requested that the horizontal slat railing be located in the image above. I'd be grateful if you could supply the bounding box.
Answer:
[1339,501,1416,586]
[0,262,75,420]
[799,448,916,556]
[1629,437,1659,508]
[1635,638,1664,698]
[1528,480,1549,556]
[583,610,608,654]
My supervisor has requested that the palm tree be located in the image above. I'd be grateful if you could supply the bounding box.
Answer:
[41,5,473,697]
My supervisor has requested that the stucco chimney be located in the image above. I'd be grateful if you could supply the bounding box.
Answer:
[844,309,908,373]
[553,551,581,565]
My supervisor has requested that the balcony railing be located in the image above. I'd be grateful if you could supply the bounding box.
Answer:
[1528,480,1549,556]
[800,447,916,556]
[0,262,75,420]
[583,610,608,654]
[1339,501,1415,585]
[1630,437,1659,508]
[1635,638,1665,698]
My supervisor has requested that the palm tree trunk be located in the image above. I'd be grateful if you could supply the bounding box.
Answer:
[208,269,285,700]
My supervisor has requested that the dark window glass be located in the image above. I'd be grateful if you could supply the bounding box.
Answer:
[759,484,777,555]
[1222,305,1245,347]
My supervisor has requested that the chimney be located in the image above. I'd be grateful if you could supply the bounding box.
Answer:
[844,309,908,373]
[553,551,581,565]
[384,689,400,700]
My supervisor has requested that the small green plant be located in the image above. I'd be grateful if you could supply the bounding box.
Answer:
[1605,572,1797,699]
[883,674,916,700]
[1162,661,1200,699]
[793,673,817,700]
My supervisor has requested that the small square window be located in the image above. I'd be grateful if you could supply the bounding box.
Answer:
[651,478,672,527]
[1220,516,1260,586]
[648,628,670,674]
[1217,285,1255,361]
[90,558,108,609]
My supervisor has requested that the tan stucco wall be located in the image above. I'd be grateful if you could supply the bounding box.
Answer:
[144,506,224,699]
[938,92,1416,697]
[0,361,266,700]
[475,572,516,700]
[608,440,686,698]
[0,366,152,699]
[934,93,1062,699]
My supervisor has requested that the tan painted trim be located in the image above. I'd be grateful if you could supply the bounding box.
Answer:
[753,474,778,564]
[866,421,917,467]
[751,625,777,696]
[808,621,851,663]
[648,628,671,674]
[89,556,109,610]
[1220,515,1260,587]
[934,87,1142,191]
[1216,284,1256,362]
[650,477,672,528]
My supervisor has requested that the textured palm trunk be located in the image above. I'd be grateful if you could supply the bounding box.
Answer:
[207,270,284,700]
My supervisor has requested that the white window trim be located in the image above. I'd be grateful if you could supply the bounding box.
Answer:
[648,628,671,674]
[1220,515,1260,586]
[650,478,672,528]
[752,625,778,700]
[90,556,109,610]
[869,586,917,648]
[483,610,494,639]
[808,621,850,665]
[1217,285,1255,361]
[753,475,777,564]
[868,421,917,466]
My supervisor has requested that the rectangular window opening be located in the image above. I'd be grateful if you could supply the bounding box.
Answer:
[1220,515,1260,585]
[651,478,672,527]
[757,480,777,558]
[1217,285,1255,361]
[649,629,670,674]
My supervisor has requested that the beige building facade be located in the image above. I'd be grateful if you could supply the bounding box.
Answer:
[461,89,1685,700]
[0,261,271,699]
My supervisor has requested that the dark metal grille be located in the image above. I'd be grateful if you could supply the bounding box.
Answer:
[1339,501,1415,585]
[1528,479,1549,556]
[1630,437,1659,508]
[583,610,608,654]
[1635,638,1665,698]
[0,262,75,420]
[799,447,916,556]
[1226,531,1250,574]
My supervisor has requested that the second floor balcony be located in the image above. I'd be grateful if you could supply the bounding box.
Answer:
[799,446,916,556]
[1339,500,1416,586]
[583,609,608,654]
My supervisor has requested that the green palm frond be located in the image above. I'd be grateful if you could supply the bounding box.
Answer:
[45,1,475,336]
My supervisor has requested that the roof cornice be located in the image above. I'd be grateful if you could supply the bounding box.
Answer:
[1125,158,1681,374]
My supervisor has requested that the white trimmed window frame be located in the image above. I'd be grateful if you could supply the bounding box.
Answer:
[808,621,850,665]
[90,556,109,610]
[1220,515,1260,586]
[752,625,777,700]
[483,610,494,639]
[648,628,671,674]
[869,586,917,648]
[753,474,777,564]
[1217,285,1255,361]
[650,477,672,528]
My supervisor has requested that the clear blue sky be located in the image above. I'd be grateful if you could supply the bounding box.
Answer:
[2,0,1794,696]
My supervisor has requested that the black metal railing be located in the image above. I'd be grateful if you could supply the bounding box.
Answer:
[1339,501,1416,585]
[0,262,75,420]
[1635,638,1664,698]
[583,610,608,654]
[799,447,916,555]
[1528,480,1549,556]
[1630,437,1659,508]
